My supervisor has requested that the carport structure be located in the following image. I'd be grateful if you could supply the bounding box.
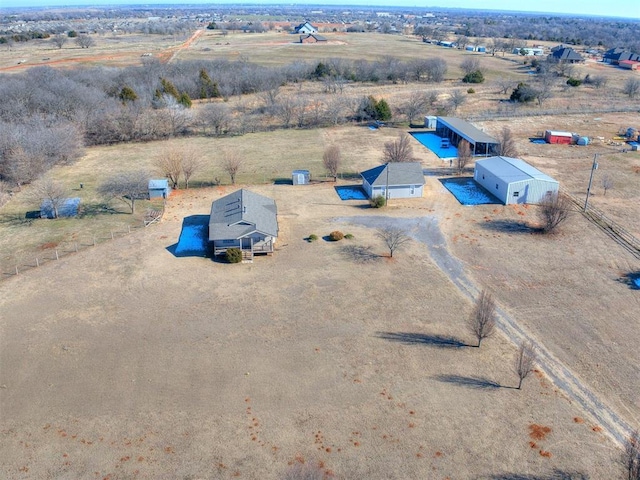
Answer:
[435,117,499,156]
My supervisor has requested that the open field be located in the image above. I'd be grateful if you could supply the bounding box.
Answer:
[0,181,628,479]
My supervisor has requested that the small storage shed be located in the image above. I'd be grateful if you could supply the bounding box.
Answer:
[544,130,573,145]
[149,179,171,199]
[474,156,559,205]
[424,116,437,129]
[40,197,81,219]
[360,162,425,199]
[292,169,310,185]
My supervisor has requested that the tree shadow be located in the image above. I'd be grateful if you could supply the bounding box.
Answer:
[434,374,505,390]
[341,244,380,263]
[482,469,589,480]
[376,331,470,348]
[480,219,541,234]
[618,271,640,290]
[78,202,121,217]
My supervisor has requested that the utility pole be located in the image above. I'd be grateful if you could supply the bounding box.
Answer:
[584,153,598,212]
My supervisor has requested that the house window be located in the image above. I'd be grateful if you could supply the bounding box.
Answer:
[513,191,519,197]
[482,175,485,179]
[496,184,499,190]
[410,185,415,195]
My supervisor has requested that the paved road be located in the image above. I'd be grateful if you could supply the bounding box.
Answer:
[339,215,634,447]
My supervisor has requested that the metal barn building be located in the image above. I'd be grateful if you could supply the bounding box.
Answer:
[474,156,559,205]
[148,179,171,199]
[435,117,499,156]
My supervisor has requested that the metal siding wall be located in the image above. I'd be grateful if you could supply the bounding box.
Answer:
[475,163,508,204]
[526,180,559,204]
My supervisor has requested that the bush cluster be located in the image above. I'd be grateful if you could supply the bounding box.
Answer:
[462,70,485,84]
[225,247,243,263]
[371,195,386,208]
[308,234,318,242]
[329,231,344,241]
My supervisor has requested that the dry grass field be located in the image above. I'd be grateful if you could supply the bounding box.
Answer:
[1,29,640,479]
[0,181,626,479]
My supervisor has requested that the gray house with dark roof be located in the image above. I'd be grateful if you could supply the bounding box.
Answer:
[360,162,425,199]
[209,189,278,258]
[549,47,584,63]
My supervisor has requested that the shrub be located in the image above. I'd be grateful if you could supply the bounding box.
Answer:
[225,247,243,263]
[308,234,318,242]
[371,195,386,208]
[566,77,582,87]
[329,230,344,241]
[467,87,475,94]
[462,70,485,83]
[344,233,354,239]
[510,82,537,103]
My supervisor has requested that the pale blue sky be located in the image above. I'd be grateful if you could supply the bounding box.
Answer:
[2,0,639,19]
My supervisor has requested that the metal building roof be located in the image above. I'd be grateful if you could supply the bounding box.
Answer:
[475,156,559,184]
[360,162,425,186]
[149,179,170,189]
[209,189,278,241]
[437,117,499,145]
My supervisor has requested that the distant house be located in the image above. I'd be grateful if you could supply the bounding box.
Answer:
[474,156,559,205]
[360,162,425,200]
[603,47,640,65]
[549,47,584,63]
[148,179,171,199]
[294,22,317,34]
[513,47,545,56]
[300,33,327,43]
[208,189,278,259]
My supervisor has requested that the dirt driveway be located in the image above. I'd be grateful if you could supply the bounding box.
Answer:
[0,182,625,479]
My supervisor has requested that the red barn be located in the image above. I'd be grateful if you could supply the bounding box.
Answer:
[544,130,573,144]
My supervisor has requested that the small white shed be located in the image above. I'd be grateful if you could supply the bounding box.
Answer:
[424,116,437,129]
[474,156,559,205]
[292,170,310,185]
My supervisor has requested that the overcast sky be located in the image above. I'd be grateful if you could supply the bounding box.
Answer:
[3,0,639,19]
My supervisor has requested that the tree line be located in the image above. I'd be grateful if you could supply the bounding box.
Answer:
[0,55,451,187]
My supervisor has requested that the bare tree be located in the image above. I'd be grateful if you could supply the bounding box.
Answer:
[496,77,516,95]
[323,145,341,181]
[448,89,467,112]
[222,151,243,185]
[495,127,519,158]
[98,170,149,214]
[51,34,67,49]
[623,78,640,99]
[30,176,67,219]
[382,133,416,163]
[456,139,472,175]
[514,341,536,390]
[154,148,184,189]
[538,193,572,233]
[424,57,447,83]
[197,103,230,136]
[376,225,411,258]
[602,174,614,196]
[181,149,203,189]
[460,57,481,75]
[76,34,95,48]
[468,289,497,347]
[401,91,431,125]
[622,430,640,480]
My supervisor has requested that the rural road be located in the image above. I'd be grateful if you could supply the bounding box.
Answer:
[339,214,634,448]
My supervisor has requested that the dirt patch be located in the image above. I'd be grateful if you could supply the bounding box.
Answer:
[529,424,552,441]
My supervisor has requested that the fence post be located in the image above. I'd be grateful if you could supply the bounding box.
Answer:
[15,266,18,275]
[36,258,39,267]
[93,236,96,246]
[75,243,78,252]
[128,225,131,234]
[55,250,59,260]
[111,231,114,240]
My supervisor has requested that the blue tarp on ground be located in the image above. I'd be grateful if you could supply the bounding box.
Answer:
[335,185,368,200]
[173,215,209,257]
[440,178,500,206]
[410,132,458,159]
[40,197,81,218]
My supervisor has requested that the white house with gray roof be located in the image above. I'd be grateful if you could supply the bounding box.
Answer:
[474,156,559,205]
[360,162,425,199]
[209,189,278,258]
